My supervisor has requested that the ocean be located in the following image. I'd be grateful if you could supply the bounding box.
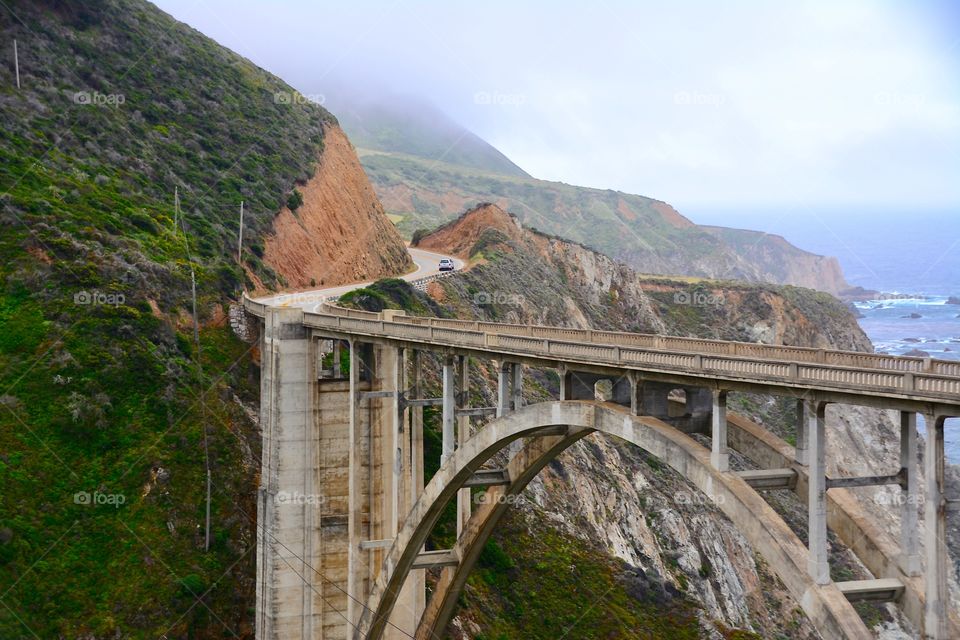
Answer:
[689,209,960,463]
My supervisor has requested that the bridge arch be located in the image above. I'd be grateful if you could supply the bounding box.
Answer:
[358,400,873,640]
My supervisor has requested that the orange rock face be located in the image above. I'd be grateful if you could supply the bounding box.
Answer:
[414,202,523,258]
[262,124,412,290]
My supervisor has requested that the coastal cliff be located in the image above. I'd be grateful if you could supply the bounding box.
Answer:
[345,203,925,637]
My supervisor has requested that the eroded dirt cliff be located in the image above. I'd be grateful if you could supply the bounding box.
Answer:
[261,124,412,290]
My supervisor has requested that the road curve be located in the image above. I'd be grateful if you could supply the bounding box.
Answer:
[253,247,464,311]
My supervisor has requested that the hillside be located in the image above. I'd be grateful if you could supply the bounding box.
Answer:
[348,117,852,294]
[414,204,869,348]
[332,93,529,178]
[343,206,926,637]
[702,225,850,295]
[0,0,408,637]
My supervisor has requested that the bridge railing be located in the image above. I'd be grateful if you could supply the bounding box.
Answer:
[316,303,958,379]
[298,305,960,402]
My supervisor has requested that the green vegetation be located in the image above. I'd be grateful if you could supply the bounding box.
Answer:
[338,278,447,317]
[286,188,304,211]
[463,512,701,639]
[0,0,333,635]
[358,150,780,283]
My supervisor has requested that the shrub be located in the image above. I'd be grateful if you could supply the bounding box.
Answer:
[286,188,304,211]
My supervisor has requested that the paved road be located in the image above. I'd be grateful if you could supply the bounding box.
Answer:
[254,247,464,311]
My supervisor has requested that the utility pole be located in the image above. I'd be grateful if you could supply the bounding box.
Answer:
[205,469,211,551]
[237,200,244,263]
[13,40,20,89]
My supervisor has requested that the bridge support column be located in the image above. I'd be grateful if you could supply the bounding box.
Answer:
[795,399,809,465]
[256,307,322,640]
[807,400,830,585]
[899,411,920,576]
[333,339,342,378]
[442,356,456,464]
[628,372,640,415]
[497,361,514,417]
[347,339,365,630]
[457,356,471,535]
[711,390,729,471]
[560,365,573,401]
[386,347,404,538]
[923,412,948,640]
[512,363,523,411]
[407,350,426,624]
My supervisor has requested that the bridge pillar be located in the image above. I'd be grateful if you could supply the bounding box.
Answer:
[559,365,573,401]
[899,411,920,577]
[407,350,426,622]
[497,361,512,417]
[333,339,342,378]
[512,363,524,411]
[807,400,830,585]
[628,372,641,415]
[923,412,948,639]
[457,355,471,535]
[256,307,322,640]
[795,399,809,465]
[347,338,365,631]
[711,390,729,472]
[441,356,456,464]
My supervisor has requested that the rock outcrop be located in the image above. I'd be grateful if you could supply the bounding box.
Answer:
[397,203,906,637]
[702,225,851,295]
[262,124,412,289]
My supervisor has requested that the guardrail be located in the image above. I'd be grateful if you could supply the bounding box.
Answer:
[243,295,960,404]
[382,309,958,377]
[408,270,456,292]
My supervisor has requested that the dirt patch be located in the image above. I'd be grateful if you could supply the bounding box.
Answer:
[262,124,412,290]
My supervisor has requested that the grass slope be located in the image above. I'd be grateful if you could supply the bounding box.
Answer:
[0,0,334,635]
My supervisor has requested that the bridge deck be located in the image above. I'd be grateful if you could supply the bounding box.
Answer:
[267,302,960,410]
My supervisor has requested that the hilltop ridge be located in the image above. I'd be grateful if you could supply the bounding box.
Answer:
[338,95,852,294]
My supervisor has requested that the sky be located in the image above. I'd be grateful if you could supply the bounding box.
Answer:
[152,0,960,214]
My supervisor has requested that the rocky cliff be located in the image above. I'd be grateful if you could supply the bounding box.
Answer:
[344,204,922,638]
[261,124,412,290]
[352,130,853,294]
[702,226,851,295]
[415,204,867,348]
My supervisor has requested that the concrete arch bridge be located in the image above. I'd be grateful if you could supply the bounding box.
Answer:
[242,296,960,639]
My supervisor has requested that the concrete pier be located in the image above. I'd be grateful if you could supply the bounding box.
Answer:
[808,400,829,585]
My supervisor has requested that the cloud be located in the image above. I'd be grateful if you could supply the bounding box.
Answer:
[154,0,960,211]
